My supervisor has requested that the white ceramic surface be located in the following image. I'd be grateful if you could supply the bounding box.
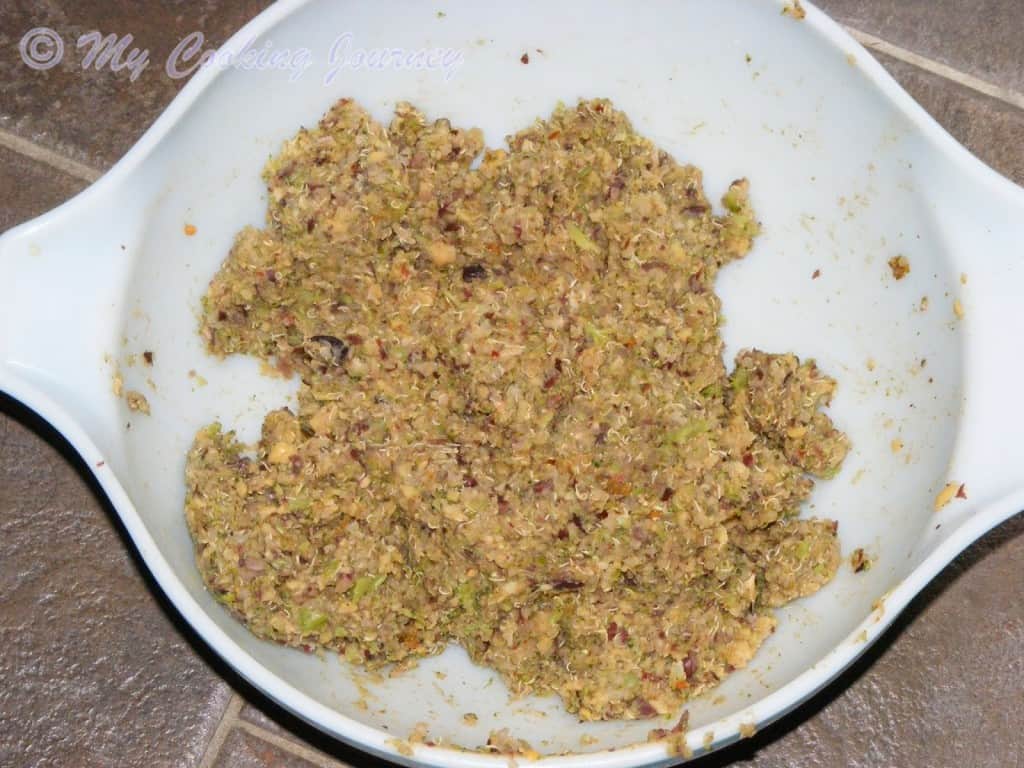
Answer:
[2,1,1023,765]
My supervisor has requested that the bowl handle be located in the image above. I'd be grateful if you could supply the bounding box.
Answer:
[0,178,141,450]
[938,166,1024,532]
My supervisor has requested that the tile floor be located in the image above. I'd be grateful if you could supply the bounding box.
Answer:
[1,2,1022,766]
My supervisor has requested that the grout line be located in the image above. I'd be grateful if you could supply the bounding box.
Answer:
[845,26,1024,112]
[197,693,244,768]
[0,127,102,183]
[237,720,353,768]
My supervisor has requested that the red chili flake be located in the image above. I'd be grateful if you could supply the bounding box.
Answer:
[956,484,967,499]
[306,218,316,233]
[606,622,618,641]
[217,310,227,321]
[533,479,553,494]
[350,161,361,175]
[142,351,154,365]
[594,103,604,112]
[543,374,558,390]
[345,334,364,345]
[463,475,479,488]
[742,452,755,467]
[490,349,500,358]
[571,513,586,532]
[548,130,560,140]
[812,268,821,279]
[520,52,529,64]
[376,338,388,360]
[660,487,675,502]
[556,528,569,540]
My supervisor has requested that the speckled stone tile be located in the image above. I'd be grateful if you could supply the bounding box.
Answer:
[213,728,339,768]
[816,0,1024,95]
[237,697,382,767]
[0,402,234,768]
[0,0,273,170]
[0,146,87,230]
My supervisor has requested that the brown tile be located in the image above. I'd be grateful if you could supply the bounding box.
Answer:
[0,407,232,765]
[874,52,1024,186]
[816,0,1024,94]
[213,727,339,768]
[237,698,382,767]
[694,514,1024,768]
[0,0,272,170]
[0,146,87,231]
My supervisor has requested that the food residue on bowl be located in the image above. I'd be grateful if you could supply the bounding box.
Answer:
[850,547,871,573]
[125,390,151,414]
[184,97,849,721]
[934,482,965,512]
[887,255,910,280]
[781,1,806,20]
[647,710,691,757]
[486,728,539,759]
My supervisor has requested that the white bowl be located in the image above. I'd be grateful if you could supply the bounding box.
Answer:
[2,1,1023,765]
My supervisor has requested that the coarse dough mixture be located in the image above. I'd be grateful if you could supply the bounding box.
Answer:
[186,98,849,721]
